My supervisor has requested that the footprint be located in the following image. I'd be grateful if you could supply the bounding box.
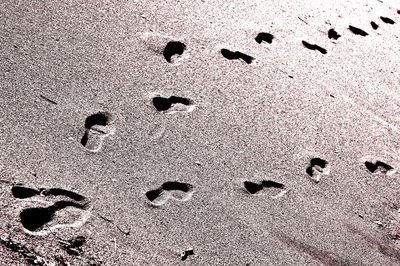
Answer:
[220,49,254,64]
[365,160,395,175]
[243,180,287,198]
[371,21,379,30]
[306,158,330,183]
[328,29,341,40]
[348,25,369,36]
[301,41,327,54]
[80,112,115,152]
[152,95,195,113]
[146,181,194,206]
[380,16,395,24]
[163,41,186,63]
[11,185,91,235]
[255,32,274,44]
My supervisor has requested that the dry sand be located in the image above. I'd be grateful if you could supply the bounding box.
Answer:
[1,0,400,265]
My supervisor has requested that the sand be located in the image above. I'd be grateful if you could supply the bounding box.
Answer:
[1,0,400,265]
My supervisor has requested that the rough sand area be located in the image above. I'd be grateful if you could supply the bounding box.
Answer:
[1,0,400,265]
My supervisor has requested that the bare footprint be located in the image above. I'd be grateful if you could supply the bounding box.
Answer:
[163,41,186,63]
[306,158,330,183]
[80,112,115,152]
[11,185,92,236]
[243,180,287,198]
[365,160,395,175]
[152,95,195,114]
[146,181,194,206]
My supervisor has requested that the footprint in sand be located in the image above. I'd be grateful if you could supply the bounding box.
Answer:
[80,111,115,152]
[348,25,369,36]
[301,41,327,54]
[380,16,395,24]
[328,29,341,40]
[163,41,186,63]
[306,158,330,183]
[371,21,379,30]
[220,48,254,64]
[11,185,92,236]
[364,160,395,175]
[152,95,195,114]
[139,32,189,65]
[255,32,274,44]
[243,180,287,199]
[145,181,194,206]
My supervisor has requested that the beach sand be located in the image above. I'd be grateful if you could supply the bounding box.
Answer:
[1,0,400,264]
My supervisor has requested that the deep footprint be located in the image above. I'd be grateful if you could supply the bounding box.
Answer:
[20,201,86,232]
[328,29,341,40]
[220,49,254,64]
[161,181,193,192]
[371,21,379,30]
[12,186,40,199]
[152,96,192,112]
[146,181,193,206]
[163,41,186,63]
[349,25,368,36]
[244,180,286,196]
[306,158,329,183]
[81,111,113,152]
[255,32,274,44]
[302,41,327,54]
[244,181,263,194]
[380,16,395,24]
[365,161,393,174]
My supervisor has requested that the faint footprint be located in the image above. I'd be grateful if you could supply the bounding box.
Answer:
[302,41,327,54]
[371,21,379,30]
[80,112,115,152]
[152,95,195,114]
[380,16,395,24]
[243,180,287,198]
[11,185,92,236]
[306,158,330,183]
[365,160,395,175]
[255,32,274,44]
[146,181,194,206]
[220,49,254,64]
[348,25,369,36]
[328,29,341,40]
[163,41,186,63]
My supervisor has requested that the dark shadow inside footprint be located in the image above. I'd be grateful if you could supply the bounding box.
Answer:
[255,32,274,44]
[261,180,285,189]
[152,96,191,112]
[380,16,395,24]
[145,188,163,202]
[307,158,327,177]
[20,201,86,232]
[328,29,341,40]
[371,21,379,30]
[244,181,263,194]
[161,181,192,192]
[221,49,254,64]
[181,249,195,261]
[163,41,186,63]
[84,112,111,129]
[302,41,327,54]
[365,161,393,173]
[12,186,40,199]
[349,25,368,36]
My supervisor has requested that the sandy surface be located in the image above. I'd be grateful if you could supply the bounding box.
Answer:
[1,0,400,265]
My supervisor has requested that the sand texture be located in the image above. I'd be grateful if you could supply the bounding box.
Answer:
[2,0,400,265]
